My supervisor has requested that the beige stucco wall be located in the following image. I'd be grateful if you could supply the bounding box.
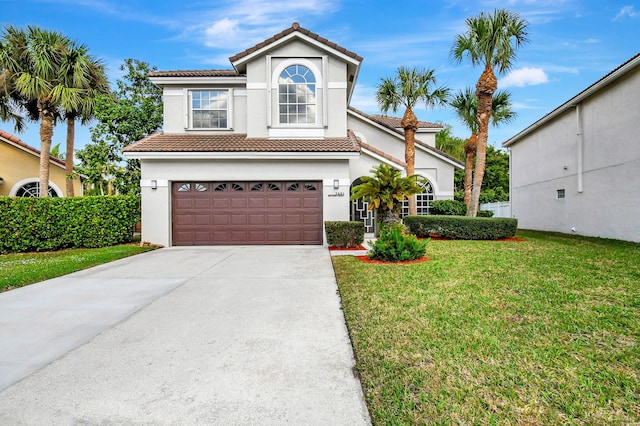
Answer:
[136,158,353,246]
[510,66,640,242]
[0,140,82,197]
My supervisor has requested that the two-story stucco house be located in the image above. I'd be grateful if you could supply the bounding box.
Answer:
[123,23,462,246]
[504,52,640,242]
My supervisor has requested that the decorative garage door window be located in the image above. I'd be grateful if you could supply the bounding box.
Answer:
[15,182,59,197]
[171,181,322,245]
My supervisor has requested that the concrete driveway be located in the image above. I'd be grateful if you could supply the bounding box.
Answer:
[0,246,370,425]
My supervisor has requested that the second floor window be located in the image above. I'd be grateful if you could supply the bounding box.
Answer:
[278,65,316,125]
[190,90,229,129]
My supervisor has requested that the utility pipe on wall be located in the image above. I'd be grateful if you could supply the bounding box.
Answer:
[575,104,584,193]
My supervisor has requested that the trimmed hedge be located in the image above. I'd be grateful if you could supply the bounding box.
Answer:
[430,199,467,216]
[0,196,140,254]
[404,215,518,240]
[324,221,365,248]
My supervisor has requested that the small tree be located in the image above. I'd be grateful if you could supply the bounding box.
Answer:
[350,163,425,232]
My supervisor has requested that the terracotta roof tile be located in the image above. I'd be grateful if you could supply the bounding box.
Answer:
[348,106,442,129]
[123,131,361,153]
[229,22,363,63]
[0,129,66,167]
[148,69,242,78]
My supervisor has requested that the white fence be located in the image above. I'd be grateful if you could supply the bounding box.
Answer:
[480,201,511,218]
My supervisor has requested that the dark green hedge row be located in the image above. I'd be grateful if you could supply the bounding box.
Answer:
[324,221,365,248]
[429,199,494,217]
[0,196,140,254]
[404,215,517,240]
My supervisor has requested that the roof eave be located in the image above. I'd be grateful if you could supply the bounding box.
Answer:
[123,151,360,160]
[504,53,640,147]
[149,76,247,87]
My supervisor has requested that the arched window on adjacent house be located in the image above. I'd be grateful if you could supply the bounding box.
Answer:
[13,180,60,197]
[278,65,317,125]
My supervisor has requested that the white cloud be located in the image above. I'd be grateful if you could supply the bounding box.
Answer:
[500,67,549,88]
[613,5,640,21]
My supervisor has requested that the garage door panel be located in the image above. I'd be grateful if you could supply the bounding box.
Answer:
[248,214,265,225]
[266,198,284,208]
[194,215,211,225]
[173,181,322,245]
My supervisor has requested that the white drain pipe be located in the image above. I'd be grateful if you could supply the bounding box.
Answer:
[575,104,584,193]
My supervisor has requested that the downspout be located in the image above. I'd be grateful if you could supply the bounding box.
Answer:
[575,104,584,193]
[508,147,513,217]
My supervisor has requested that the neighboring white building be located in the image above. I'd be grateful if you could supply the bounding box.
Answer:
[503,52,640,242]
[123,23,462,246]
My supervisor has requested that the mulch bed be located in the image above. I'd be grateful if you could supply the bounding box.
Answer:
[356,255,430,265]
[329,245,367,251]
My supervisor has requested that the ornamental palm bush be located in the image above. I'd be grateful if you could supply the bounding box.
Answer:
[350,163,426,230]
[368,223,428,262]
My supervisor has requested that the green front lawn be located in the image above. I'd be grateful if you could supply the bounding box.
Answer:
[333,230,640,425]
[0,244,158,291]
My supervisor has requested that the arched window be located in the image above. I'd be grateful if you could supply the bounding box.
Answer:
[15,181,60,197]
[278,65,316,124]
[401,180,435,217]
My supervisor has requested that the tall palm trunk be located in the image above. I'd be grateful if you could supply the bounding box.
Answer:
[401,108,419,215]
[463,133,478,208]
[38,107,55,198]
[65,116,75,196]
[468,65,497,216]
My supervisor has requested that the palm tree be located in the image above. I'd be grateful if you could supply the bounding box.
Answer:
[0,69,27,133]
[376,66,449,215]
[0,26,84,197]
[451,9,528,216]
[350,163,426,232]
[60,44,109,196]
[450,88,516,208]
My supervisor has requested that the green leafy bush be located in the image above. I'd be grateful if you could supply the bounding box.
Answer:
[429,199,467,216]
[404,215,517,240]
[325,221,365,248]
[368,224,428,262]
[0,196,140,254]
[477,210,495,218]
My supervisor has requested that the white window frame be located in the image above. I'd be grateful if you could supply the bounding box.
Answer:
[185,88,233,130]
[271,58,324,129]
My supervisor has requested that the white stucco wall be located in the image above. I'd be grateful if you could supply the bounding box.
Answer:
[137,158,352,246]
[347,113,457,198]
[509,66,640,242]
[161,84,248,134]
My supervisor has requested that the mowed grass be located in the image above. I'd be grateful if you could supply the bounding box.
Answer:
[332,230,640,425]
[0,244,158,291]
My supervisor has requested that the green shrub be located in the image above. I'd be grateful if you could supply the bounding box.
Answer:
[429,199,467,216]
[368,224,428,262]
[477,210,495,218]
[324,221,365,248]
[404,215,517,240]
[0,196,140,254]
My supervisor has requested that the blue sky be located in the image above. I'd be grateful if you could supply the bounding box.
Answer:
[2,0,639,154]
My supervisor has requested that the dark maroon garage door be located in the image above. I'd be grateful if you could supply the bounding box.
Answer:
[172,181,323,245]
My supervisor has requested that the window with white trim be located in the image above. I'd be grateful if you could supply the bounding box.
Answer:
[278,65,316,124]
[189,90,230,129]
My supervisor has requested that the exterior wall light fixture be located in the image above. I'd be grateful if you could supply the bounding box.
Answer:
[151,180,157,190]
[0,177,4,185]
[333,179,340,189]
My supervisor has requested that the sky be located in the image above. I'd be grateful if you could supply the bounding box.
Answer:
[2,0,639,154]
